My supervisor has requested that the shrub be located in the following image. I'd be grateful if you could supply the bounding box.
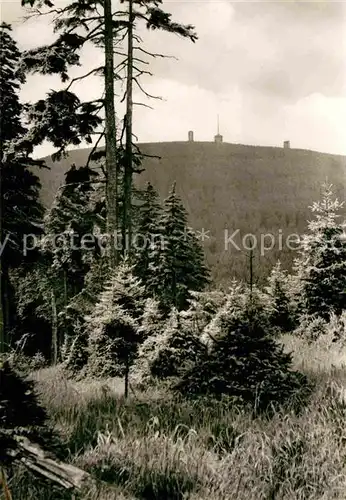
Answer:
[132,308,205,385]
[294,314,328,342]
[174,301,312,412]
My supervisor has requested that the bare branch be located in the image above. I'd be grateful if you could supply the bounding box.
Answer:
[133,102,154,110]
[133,143,161,160]
[134,45,177,60]
[86,130,105,169]
[133,77,162,100]
[133,69,153,78]
[56,179,106,193]
[132,56,149,65]
[66,66,103,91]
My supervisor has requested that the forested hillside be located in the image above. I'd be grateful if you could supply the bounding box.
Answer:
[38,141,346,283]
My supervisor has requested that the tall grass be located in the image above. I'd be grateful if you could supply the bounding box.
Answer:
[3,339,346,500]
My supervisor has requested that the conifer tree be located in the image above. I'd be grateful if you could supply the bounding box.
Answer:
[133,182,163,282]
[266,261,295,332]
[175,292,310,411]
[42,164,99,299]
[181,289,227,336]
[130,297,164,384]
[133,307,205,384]
[151,307,205,379]
[138,297,163,341]
[147,183,209,311]
[13,165,101,362]
[295,184,346,319]
[86,260,145,396]
[0,23,44,351]
[200,279,247,346]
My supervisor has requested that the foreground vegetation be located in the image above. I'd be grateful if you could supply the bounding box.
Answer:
[3,334,345,500]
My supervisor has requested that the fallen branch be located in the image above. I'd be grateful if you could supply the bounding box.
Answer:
[8,436,93,491]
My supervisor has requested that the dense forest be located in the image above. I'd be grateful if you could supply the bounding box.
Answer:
[1,2,346,499]
[39,142,346,284]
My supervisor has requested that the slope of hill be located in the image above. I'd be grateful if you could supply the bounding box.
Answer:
[36,141,346,285]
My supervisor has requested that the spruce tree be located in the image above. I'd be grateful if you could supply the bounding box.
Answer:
[60,252,112,372]
[42,164,99,299]
[175,293,310,411]
[147,183,209,311]
[0,23,44,351]
[295,183,346,319]
[13,165,100,362]
[266,261,295,332]
[181,289,227,336]
[133,307,205,384]
[133,182,163,282]
[138,297,163,341]
[86,260,145,396]
[130,297,164,384]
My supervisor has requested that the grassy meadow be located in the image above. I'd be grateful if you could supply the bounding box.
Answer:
[3,334,346,500]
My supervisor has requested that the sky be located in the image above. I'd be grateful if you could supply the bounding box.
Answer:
[1,0,346,157]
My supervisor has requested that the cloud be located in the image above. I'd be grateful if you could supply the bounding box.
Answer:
[1,0,345,156]
[145,0,346,102]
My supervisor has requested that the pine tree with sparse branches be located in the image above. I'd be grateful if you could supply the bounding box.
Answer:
[20,0,197,264]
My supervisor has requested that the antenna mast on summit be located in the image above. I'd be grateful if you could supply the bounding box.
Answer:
[214,114,223,143]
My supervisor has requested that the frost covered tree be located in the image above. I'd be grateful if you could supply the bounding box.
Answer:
[131,297,164,384]
[265,261,296,332]
[200,281,271,347]
[86,260,146,396]
[175,288,310,411]
[295,184,346,319]
[147,183,209,311]
[138,297,163,340]
[181,289,227,336]
[133,307,205,384]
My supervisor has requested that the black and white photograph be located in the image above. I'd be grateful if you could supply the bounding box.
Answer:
[0,0,345,498]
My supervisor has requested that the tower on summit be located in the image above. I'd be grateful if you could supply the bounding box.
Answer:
[214,114,223,143]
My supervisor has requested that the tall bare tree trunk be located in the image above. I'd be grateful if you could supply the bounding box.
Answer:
[124,354,129,399]
[51,289,58,365]
[0,269,4,354]
[104,0,119,267]
[0,161,5,353]
[123,0,134,256]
